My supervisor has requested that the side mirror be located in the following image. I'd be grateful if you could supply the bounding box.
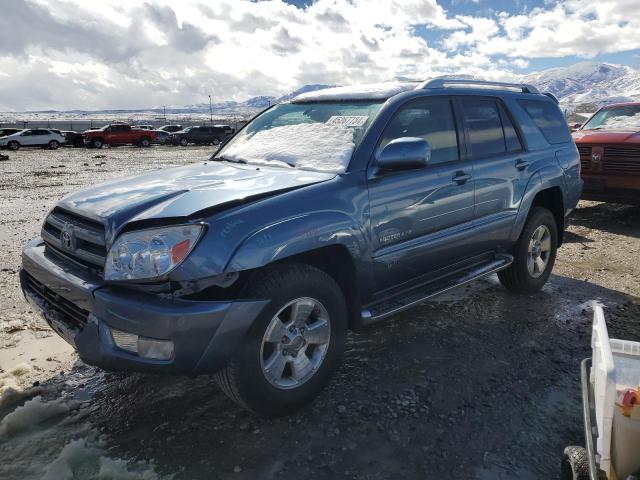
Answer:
[376,137,431,171]
[571,123,582,132]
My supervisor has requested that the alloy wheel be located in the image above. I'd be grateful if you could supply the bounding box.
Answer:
[260,297,331,389]
[527,225,551,278]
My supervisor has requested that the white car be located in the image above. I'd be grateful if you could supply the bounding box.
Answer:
[0,128,66,150]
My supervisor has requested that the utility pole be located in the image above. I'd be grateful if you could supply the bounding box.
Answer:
[208,95,213,125]
[163,105,167,122]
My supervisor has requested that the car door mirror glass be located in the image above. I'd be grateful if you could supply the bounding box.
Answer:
[376,137,431,171]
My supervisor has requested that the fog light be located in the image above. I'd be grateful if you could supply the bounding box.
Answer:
[111,328,139,354]
[138,337,174,360]
[110,328,174,360]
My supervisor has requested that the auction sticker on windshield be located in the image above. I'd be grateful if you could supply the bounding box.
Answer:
[326,116,368,127]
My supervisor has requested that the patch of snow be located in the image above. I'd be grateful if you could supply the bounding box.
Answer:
[0,395,74,437]
[222,122,355,173]
[0,372,40,407]
[292,81,418,102]
[42,439,160,480]
[0,391,165,479]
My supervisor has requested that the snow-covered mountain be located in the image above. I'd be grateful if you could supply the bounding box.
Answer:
[176,84,333,116]
[523,62,640,110]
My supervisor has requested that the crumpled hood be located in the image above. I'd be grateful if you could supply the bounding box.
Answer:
[573,129,640,144]
[57,161,334,234]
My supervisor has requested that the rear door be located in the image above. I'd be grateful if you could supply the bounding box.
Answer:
[457,96,530,252]
[368,96,476,293]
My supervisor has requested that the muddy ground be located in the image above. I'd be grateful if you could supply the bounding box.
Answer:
[0,145,639,479]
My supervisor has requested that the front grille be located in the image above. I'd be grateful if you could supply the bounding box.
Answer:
[24,272,89,330]
[603,145,640,175]
[577,145,591,172]
[41,208,106,273]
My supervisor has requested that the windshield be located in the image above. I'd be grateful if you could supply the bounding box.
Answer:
[216,101,383,173]
[583,105,640,130]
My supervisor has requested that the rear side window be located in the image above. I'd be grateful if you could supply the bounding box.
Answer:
[498,103,523,153]
[518,99,571,144]
[459,97,507,158]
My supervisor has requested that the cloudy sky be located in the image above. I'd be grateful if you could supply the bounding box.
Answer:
[1,0,640,111]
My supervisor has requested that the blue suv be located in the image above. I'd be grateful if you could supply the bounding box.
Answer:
[20,79,582,416]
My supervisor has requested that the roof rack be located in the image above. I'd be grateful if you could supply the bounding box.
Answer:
[418,79,540,94]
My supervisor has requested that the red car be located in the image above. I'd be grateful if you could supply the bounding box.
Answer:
[573,102,640,204]
[83,124,157,149]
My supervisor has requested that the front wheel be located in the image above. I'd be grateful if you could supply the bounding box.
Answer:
[90,138,103,149]
[215,263,347,417]
[179,138,188,147]
[498,206,558,294]
[48,140,59,150]
[7,141,19,150]
[139,137,151,147]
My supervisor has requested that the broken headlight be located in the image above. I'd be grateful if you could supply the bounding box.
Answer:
[105,224,203,281]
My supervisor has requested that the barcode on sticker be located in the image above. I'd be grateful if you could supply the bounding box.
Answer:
[326,116,368,127]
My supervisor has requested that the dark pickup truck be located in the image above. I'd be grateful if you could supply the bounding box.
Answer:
[20,80,582,416]
[169,125,233,146]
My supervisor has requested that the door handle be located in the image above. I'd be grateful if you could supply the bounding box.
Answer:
[515,159,530,171]
[452,172,472,184]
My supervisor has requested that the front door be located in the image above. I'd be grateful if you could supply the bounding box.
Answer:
[368,96,476,294]
[19,129,37,145]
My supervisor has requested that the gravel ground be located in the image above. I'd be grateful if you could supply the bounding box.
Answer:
[0,146,639,479]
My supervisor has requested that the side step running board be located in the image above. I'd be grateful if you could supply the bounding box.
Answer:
[360,254,513,325]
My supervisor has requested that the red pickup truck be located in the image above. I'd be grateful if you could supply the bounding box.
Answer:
[83,124,157,148]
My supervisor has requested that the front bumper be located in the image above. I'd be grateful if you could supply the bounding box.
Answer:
[581,175,640,205]
[21,237,268,374]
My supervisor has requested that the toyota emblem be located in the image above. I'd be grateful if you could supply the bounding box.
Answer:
[592,153,601,163]
[60,224,75,250]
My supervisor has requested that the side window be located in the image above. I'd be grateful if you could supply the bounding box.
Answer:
[22,130,34,136]
[518,99,571,144]
[459,97,506,159]
[498,103,523,153]
[379,97,459,165]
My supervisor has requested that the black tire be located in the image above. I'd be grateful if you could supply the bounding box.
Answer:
[7,141,19,151]
[90,138,103,149]
[179,138,188,147]
[560,446,589,480]
[140,137,151,147]
[215,263,348,417]
[498,206,558,294]
[48,140,59,150]
[212,137,221,146]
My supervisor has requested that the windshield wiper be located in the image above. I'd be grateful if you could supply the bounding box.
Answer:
[212,155,246,164]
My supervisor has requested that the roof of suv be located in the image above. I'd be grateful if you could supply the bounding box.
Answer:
[291,79,543,104]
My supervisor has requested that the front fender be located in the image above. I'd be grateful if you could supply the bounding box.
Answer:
[225,211,368,272]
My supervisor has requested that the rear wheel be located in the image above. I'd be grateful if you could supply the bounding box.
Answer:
[90,138,103,149]
[215,263,347,417]
[498,206,558,293]
[212,137,221,146]
[7,141,19,150]
[560,446,589,480]
[48,140,59,150]
[179,137,188,146]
